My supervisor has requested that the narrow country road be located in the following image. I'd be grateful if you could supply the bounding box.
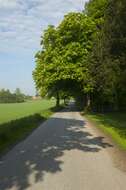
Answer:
[0,106,126,190]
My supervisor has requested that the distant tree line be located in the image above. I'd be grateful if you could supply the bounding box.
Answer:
[33,0,126,112]
[0,88,31,103]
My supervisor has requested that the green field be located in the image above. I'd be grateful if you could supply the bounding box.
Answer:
[0,99,55,124]
[85,112,126,149]
[0,99,56,154]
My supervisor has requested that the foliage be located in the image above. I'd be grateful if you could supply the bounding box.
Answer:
[85,0,126,111]
[102,0,126,110]
[85,0,107,19]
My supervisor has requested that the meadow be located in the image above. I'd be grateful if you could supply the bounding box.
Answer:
[0,99,56,154]
[0,99,56,124]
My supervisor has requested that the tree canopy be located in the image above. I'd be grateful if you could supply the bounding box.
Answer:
[33,13,96,106]
[33,0,126,111]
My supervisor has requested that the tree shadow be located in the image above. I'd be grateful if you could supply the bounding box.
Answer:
[0,117,112,190]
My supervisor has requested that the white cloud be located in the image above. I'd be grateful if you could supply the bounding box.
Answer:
[0,0,87,54]
[0,0,19,8]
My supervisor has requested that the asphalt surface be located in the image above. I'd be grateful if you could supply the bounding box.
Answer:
[0,106,126,190]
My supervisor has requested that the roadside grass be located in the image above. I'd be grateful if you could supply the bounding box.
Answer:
[85,112,126,149]
[0,99,64,155]
[0,113,44,154]
[0,107,64,155]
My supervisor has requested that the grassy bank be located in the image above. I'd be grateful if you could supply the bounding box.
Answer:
[85,112,126,149]
[0,99,59,155]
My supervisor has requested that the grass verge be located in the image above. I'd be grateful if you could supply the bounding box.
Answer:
[85,112,126,150]
[0,106,63,155]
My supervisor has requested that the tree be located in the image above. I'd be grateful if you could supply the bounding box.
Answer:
[101,0,126,110]
[14,88,25,102]
[0,88,25,103]
[85,0,126,111]
[33,13,96,107]
[15,88,21,96]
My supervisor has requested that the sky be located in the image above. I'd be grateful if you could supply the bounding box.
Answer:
[0,0,87,95]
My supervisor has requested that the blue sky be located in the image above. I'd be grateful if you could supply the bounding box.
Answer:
[0,0,87,95]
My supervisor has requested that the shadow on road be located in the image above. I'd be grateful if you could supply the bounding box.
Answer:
[0,117,112,190]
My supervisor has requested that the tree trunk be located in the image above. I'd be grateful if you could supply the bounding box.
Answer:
[84,93,91,112]
[87,94,91,108]
[64,98,66,105]
[56,92,60,107]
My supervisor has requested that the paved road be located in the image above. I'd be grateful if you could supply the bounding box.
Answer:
[0,107,126,190]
